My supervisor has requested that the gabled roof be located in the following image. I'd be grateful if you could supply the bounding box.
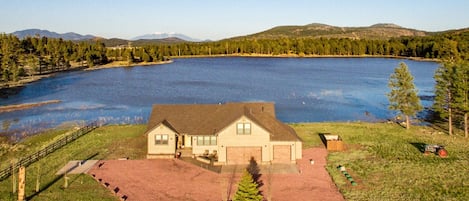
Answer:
[146,102,301,141]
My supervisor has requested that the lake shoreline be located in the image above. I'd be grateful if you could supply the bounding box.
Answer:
[172,53,440,62]
[0,60,172,98]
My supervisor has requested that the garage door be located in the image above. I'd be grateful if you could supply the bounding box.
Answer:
[226,147,262,164]
[273,145,291,163]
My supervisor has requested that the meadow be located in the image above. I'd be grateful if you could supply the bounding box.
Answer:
[1,122,468,200]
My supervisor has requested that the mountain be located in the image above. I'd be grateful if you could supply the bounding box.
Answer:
[99,37,188,47]
[131,32,201,42]
[236,23,428,40]
[11,29,96,40]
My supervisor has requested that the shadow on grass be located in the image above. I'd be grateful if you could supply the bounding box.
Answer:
[26,175,63,200]
[26,152,99,200]
[410,142,426,153]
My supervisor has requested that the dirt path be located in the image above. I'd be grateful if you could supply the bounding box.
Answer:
[88,147,344,201]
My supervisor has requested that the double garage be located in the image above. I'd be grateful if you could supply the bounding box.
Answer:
[226,145,292,164]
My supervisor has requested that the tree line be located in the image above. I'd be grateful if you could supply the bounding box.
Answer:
[2,29,468,83]
[134,30,468,60]
[0,34,108,82]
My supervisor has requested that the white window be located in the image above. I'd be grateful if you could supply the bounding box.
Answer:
[155,134,168,145]
[237,123,251,135]
[196,136,217,145]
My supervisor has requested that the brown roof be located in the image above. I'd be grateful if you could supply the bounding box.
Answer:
[146,102,301,141]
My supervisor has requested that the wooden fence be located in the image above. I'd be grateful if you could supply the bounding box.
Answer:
[0,121,100,181]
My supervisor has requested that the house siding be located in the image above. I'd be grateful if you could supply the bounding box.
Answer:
[147,124,177,158]
[217,116,271,164]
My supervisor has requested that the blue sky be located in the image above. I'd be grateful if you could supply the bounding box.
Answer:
[1,0,468,40]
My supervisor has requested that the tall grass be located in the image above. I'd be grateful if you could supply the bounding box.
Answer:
[293,122,469,201]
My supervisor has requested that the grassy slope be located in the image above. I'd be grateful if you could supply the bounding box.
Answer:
[2,123,469,200]
[0,124,147,201]
[291,122,469,201]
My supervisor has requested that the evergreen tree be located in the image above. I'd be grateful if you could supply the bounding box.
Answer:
[233,170,263,201]
[452,61,469,137]
[433,62,457,135]
[387,62,423,129]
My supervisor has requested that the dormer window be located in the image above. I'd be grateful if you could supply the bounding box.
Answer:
[237,123,251,135]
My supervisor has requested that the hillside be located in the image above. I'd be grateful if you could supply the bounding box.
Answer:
[239,23,429,40]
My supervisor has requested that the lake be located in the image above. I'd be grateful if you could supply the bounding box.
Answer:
[0,57,438,137]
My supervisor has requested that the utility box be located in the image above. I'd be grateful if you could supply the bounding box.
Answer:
[324,134,344,151]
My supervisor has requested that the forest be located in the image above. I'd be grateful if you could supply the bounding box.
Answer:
[1,29,468,83]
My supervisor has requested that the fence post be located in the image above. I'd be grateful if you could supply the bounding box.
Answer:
[0,121,100,181]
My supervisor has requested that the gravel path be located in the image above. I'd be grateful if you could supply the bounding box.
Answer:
[88,147,344,201]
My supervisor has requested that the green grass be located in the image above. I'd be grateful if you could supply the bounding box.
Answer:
[0,124,147,201]
[293,122,469,201]
[2,122,469,200]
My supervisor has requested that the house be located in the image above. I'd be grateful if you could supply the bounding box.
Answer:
[145,102,302,164]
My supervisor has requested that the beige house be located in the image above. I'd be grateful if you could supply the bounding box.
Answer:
[146,102,302,164]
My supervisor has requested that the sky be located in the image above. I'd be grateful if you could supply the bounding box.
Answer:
[1,0,468,41]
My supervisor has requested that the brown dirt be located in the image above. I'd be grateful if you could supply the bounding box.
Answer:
[88,147,344,201]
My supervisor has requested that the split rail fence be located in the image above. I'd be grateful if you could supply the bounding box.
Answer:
[0,121,100,181]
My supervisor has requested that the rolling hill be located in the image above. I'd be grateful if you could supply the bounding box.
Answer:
[237,23,429,40]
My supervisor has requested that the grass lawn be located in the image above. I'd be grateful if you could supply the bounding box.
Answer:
[291,122,469,201]
[0,124,147,201]
[1,122,469,200]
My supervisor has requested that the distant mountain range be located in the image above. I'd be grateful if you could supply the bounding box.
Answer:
[10,29,201,42]
[131,32,201,42]
[11,29,97,41]
[8,23,468,47]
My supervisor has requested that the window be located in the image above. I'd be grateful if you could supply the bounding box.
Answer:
[196,136,217,146]
[155,134,168,145]
[237,123,251,135]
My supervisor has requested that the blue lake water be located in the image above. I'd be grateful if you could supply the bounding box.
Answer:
[0,57,439,137]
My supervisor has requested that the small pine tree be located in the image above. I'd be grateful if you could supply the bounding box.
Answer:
[233,170,263,201]
[387,62,423,129]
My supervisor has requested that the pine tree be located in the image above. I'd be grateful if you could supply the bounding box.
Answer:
[387,62,423,129]
[233,170,263,201]
[452,61,469,137]
[433,62,456,135]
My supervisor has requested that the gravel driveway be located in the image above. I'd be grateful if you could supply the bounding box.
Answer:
[88,147,344,201]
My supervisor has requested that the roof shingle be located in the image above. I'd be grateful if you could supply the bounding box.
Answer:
[146,102,301,141]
